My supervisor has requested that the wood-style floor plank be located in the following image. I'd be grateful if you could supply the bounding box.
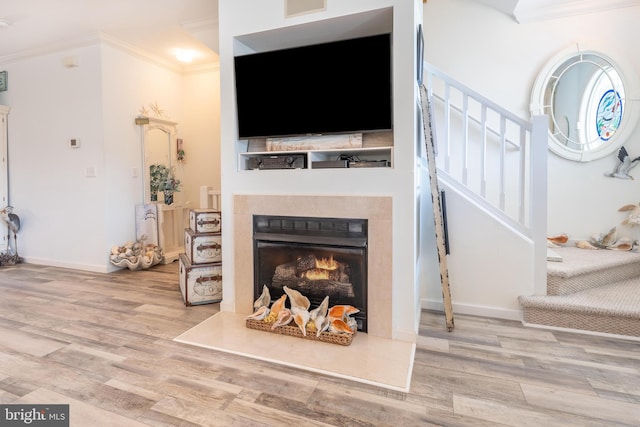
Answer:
[0,262,639,426]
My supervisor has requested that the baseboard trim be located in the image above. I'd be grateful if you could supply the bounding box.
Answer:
[521,321,640,342]
[22,257,110,273]
[422,298,523,321]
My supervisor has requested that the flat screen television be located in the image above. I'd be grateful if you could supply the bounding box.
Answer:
[234,33,392,139]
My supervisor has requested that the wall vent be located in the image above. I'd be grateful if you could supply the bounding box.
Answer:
[285,0,326,18]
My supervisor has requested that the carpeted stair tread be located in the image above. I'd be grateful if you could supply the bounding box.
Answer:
[519,278,640,337]
[546,246,640,295]
[520,279,640,318]
[547,246,640,278]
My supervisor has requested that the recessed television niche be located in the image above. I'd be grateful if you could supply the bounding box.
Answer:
[234,33,392,140]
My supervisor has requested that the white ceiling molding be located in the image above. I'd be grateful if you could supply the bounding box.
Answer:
[0,33,102,66]
[476,0,640,23]
[99,33,183,73]
[182,18,220,54]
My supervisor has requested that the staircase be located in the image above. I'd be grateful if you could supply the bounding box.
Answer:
[519,246,640,337]
[425,63,640,338]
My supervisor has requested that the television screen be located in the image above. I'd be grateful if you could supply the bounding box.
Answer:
[234,33,392,139]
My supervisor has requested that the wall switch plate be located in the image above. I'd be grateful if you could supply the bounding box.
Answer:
[85,167,96,178]
[69,138,80,148]
[132,167,139,177]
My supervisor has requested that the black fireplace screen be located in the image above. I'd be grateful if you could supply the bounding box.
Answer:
[253,215,368,332]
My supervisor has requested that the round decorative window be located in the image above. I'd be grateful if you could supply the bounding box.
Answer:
[595,89,623,141]
[531,49,636,162]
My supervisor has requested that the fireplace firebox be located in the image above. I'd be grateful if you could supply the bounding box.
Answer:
[253,215,368,332]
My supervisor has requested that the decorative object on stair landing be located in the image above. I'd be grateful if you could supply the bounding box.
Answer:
[245,287,357,346]
[604,146,640,179]
[575,226,637,251]
[589,226,618,249]
[0,205,22,266]
[547,233,569,248]
[619,203,640,227]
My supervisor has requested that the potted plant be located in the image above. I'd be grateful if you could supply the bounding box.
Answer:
[158,167,182,205]
[149,164,170,202]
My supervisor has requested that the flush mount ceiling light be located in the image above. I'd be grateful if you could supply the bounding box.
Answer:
[175,49,195,63]
[0,19,10,27]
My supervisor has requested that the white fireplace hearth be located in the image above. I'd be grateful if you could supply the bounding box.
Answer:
[174,194,416,391]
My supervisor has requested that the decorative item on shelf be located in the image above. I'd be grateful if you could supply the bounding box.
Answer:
[109,235,163,270]
[158,167,181,205]
[163,191,173,205]
[139,101,170,120]
[149,164,169,202]
[177,138,185,163]
[149,164,181,204]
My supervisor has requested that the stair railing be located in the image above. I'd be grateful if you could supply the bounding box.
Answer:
[425,62,548,295]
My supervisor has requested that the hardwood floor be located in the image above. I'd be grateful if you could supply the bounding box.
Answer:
[0,262,639,426]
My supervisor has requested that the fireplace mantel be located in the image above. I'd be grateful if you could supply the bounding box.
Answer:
[230,194,393,339]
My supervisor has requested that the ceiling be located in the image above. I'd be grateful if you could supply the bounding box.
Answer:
[0,0,636,70]
[0,0,219,70]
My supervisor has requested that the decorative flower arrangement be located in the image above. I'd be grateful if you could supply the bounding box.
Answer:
[149,164,169,201]
[149,164,181,204]
[158,167,182,193]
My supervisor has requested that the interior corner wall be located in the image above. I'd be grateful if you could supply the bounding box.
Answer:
[100,43,185,273]
[423,0,640,242]
[181,67,222,204]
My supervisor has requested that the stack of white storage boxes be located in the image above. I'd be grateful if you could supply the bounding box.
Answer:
[179,209,223,306]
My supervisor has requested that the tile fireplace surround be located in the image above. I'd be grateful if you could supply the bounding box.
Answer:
[175,194,416,391]
[232,194,393,339]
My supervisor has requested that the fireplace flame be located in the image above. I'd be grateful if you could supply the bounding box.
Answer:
[303,269,330,280]
[301,255,338,280]
[315,255,338,270]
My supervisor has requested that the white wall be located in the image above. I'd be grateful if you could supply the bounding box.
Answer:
[0,40,221,272]
[181,67,222,203]
[0,45,108,270]
[101,43,184,272]
[424,0,640,243]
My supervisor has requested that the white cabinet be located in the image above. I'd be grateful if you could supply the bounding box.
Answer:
[157,202,190,263]
[136,202,190,264]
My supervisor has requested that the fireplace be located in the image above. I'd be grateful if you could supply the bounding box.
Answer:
[253,215,368,332]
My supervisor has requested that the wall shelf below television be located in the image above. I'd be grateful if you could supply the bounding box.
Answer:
[238,146,393,171]
[237,130,393,171]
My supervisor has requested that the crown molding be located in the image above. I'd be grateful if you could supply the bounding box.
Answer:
[98,32,183,73]
[0,31,218,74]
[0,33,102,65]
[512,0,640,23]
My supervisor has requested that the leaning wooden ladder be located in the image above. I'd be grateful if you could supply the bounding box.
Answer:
[420,84,454,331]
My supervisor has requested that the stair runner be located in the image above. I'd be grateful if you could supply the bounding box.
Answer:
[519,246,640,337]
